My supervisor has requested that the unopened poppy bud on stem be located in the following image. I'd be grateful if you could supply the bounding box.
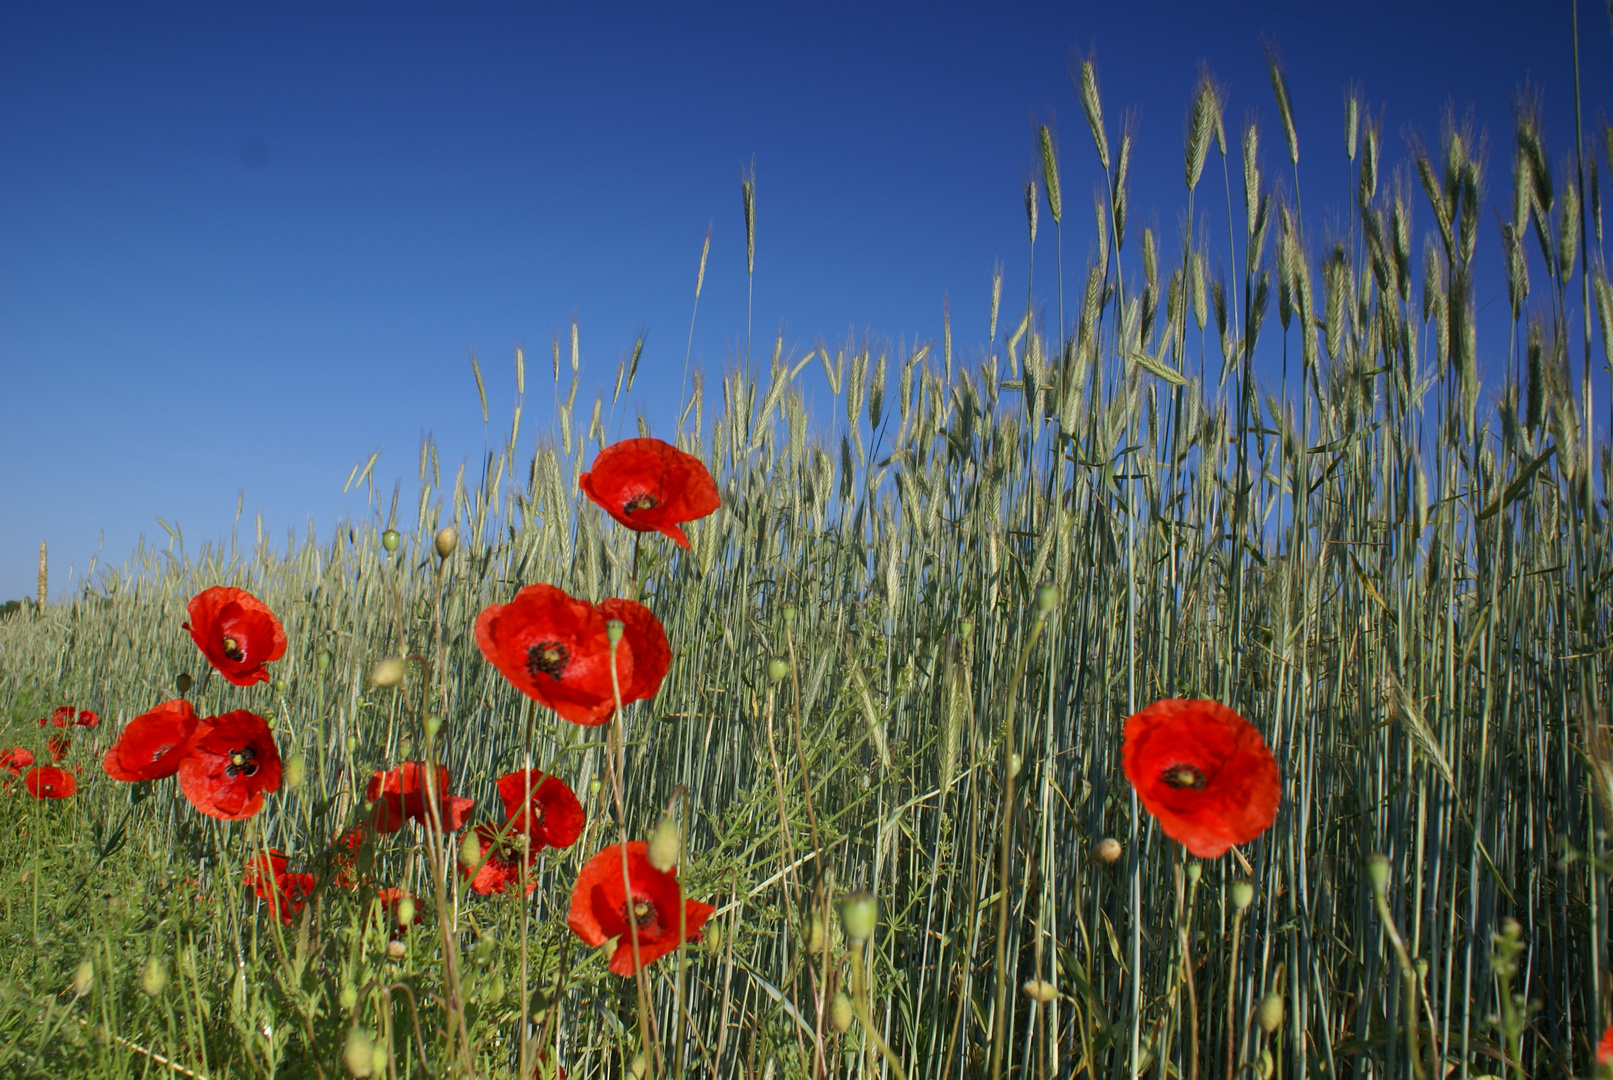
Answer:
[767,657,790,682]
[840,890,877,943]
[1092,838,1123,865]
[344,1027,376,1077]
[803,914,825,952]
[831,991,854,1033]
[434,526,458,559]
[648,815,681,872]
[460,831,482,869]
[423,713,443,741]
[284,753,306,790]
[1231,881,1255,910]
[1023,979,1057,1004]
[72,958,95,997]
[369,657,406,689]
[141,956,167,996]
[396,896,416,927]
[1258,990,1284,1033]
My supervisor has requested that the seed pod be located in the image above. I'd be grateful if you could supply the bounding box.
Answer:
[767,657,790,682]
[1231,881,1255,910]
[380,529,400,554]
[175,672,193,696]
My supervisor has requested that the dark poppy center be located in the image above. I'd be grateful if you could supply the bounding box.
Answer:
[526,641,570,681]
[623,494,659,514]
[222,635,246,662]
[226,746,260,778]
[1162,763,1208,791]
[619,895,663,935]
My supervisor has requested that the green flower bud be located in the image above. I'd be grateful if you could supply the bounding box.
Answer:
[274,680,288,695]
[398,737,412,758]
[423,714,443,740]
[1091,838,1123,865]
[380,529,401,554]
[175,672,193,696]
[1023,979,1057,1004]
[339,984,359,1011]
[588,779,602,795]
[395,897,416,928]
[460,831,482,869]
[72,958,94,997]
[345,735,359,755]
[1035,584,1060,614]
[627,1053,648,1080]
[283,754,306,791]
[1231,881,1255,911]
[1256,1049,1273,1080]
[648,816,681,872]
[369,657,406,689]
[1258,991,1284,1033]
[702,924,723,954]
[434,526,458,559]
[831,991,854,1033]
[1007,752,1023,779]
[840,891,877,943]
[1366,853,1391,892]
[767,657,790,682]
[317,650,333,673]
[343,1027,376,1077]
[140,956,167,996]
[803,914,825,953]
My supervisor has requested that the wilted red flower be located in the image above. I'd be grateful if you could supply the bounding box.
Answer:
[1121,699,1281,859]
[496,770,586,849]
[1,748,33,775]
[26,766,77,799]
[46,733,71,762]
[331,825,371,888]
[475,585,671,727]
[366,762,473,833]
[464,821,539,896]
[74,709,99,727]
[1598,1023,1613,1066]
[183,586,287,686]
[177,710,282,820]
[245,850,316,924]
[104,699,200,782]
[578,437,720,549]
[567,841,715,976]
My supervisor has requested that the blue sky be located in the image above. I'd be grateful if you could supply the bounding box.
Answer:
[3,1,1610,601]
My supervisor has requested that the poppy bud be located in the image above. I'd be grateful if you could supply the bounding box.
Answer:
[460,831,482,869]
[782,605,797,625]
[1091,838,1123,865]
[767,657,790,682]
[396,896,416,927]
[386,940,406,960]
[284,754,306,790]
[318,650,333,673]
[423,714,443,740]
[1256,1050,1273,1080]
[398,737,412,758]
[648,816,681,872]
[831,991,854,1033]
[1366,853,1390,892]
[339,984,359,1010]
[274,680,287,694]
[72,958,94,997]
[1007,752,1023,779]
[589,779,602,795]
[175,673,193,696]
[702,924,723,954]
[141,956,167,996]
[628,1053,648,1080]
[344,1027,376,1077]
[1231,881,1255,910]
[1035,584,1060,614]
[840,891,877,943]
[345,736,359,755]
[369,657,406,689]
[606,619,625,645]
[381,529,401,554]
[1258,991,1284,1033]
[803,914,825,952]
[1023,979,1057,1004]
[434,527,458,559]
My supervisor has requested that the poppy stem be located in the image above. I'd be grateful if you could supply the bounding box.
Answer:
[849,939,909,1080]
[608,627,660,1079]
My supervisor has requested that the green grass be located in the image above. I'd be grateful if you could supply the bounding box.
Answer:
[2,54,1612,1080]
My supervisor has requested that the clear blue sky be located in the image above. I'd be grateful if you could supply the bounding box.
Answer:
[4,1,1610,602]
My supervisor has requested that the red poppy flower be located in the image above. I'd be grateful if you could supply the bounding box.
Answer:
[1599,1023,1613,1065]
[464,821,540,896]
[245,850,316,924]
[496,770,586,850]
[475,585,671,727]
[104,699,200,782]
[1,748,33,776]
[529,1051,568,1080]
[331,825,371,888]
[1121,699,1281,859]
[74,709,99,727]
[578,437,720,548]
[46,733,71,762]
[42,705,75,727]
[366,762,473,833]
[372,887,414,937]
[183,586,287,686]
[25,766,77,799]
[567,841,715,976]
[176,710,282,820]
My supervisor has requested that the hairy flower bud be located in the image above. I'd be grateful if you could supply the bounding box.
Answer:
[840,891,877,943]
[648,816,681,872]
[434,526,458,559]
[1091,838,1123,865]
[831,992,854,1033]
[369,657,406,689]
